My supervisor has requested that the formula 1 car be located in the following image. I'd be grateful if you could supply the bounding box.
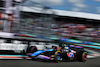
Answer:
[27,44,87,62]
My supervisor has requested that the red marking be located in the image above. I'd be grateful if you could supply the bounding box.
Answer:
[0,56,21,58]
[92,48,95,49]
[89,55,95,56]
[18,34,31,37]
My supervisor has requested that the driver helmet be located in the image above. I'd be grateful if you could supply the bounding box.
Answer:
[65,46,69,50]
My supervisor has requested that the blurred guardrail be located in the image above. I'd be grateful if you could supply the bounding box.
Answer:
[76,44,100,50]
[60,38,100,50]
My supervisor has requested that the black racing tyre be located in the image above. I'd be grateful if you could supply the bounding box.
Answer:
[81,52,87,62]
[27,46,37,53]
[54,51,61,62]
[77,51,87,62]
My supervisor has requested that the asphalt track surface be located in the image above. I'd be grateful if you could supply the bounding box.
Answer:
[0,57,100,67]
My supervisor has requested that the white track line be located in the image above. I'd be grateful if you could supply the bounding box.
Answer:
[85,49,100,58]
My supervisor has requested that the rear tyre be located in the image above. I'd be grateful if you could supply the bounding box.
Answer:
[77,52,87,62]
[27,46,37,53]
[81,52,87,62]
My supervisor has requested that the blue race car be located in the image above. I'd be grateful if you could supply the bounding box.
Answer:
[27,44,87,62]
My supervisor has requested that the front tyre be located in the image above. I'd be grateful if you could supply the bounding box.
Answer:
[54,51,61,62]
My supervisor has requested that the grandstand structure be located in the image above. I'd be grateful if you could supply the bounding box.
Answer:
[0,0,57,38]
[0,0,22,33]
[20,5,100,42]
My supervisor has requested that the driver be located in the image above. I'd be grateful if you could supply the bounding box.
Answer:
[61,44,71,52]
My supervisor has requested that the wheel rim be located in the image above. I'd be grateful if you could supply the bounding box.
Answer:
[82,52,87,62]
[84,54,87,61]
[56,53,61,60]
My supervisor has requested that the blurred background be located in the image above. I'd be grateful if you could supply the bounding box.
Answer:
[0,0,100,42]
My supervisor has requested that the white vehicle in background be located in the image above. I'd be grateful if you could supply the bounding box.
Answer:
[0,38,58,54]
[30,42,58,50]
[0,39,28,53]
